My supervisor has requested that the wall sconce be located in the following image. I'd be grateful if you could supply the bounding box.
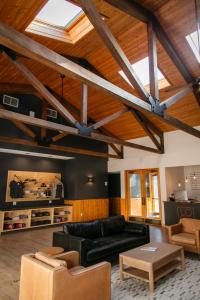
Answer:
[178,182,182,188]
[87,175,94,184]
[193,173,196,180]
[185,177,188,183]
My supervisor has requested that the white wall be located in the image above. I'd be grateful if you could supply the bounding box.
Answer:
[108,126,200,223]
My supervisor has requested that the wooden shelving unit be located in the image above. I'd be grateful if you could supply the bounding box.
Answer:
[0,205,72,234]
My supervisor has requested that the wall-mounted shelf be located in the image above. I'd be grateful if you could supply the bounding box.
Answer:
[0,205,72,234]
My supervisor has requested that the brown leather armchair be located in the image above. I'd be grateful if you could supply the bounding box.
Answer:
[19,251,111,300]
[167,218,200,255]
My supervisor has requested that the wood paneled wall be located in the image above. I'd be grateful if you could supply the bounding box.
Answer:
[109,197,127,219]
[64,198,109,222]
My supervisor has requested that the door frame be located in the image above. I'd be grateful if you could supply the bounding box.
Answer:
[125,168,162,223]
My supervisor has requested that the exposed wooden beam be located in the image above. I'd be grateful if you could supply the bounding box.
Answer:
[0,22,199,140]
[0,103,36,139]
[131,110,163,152]
[77,0,150,101]
[164,114,200,138]
[0,136,119,159]
[148,21,159,100]
[0,21,151,113]
[81,84,88,125]
[90,107,129,130]
[0,83,36,94]
[105,0,194,83]
[51,132,68,143]
[0,109,160,153]
[160,85,193,109]
[2,52,80,127]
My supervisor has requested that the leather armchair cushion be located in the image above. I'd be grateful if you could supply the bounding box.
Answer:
[35,252,67,268]
[171,232,196,245]
[64,220,102,239]
[87,233,147,262]
[101,215,126,236]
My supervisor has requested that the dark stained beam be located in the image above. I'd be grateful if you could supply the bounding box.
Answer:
[0,22,199,140]
[81,84,88,125]
[160,85,193,109]
[3,52,80,127]
[105,0,194,84]
[0,109,161,153]
[131,110,163,152]
[90,107,129,130]
[77,0,150,101]
[0,21,151,113]
[0,136,119,159]
[148,21,159,100]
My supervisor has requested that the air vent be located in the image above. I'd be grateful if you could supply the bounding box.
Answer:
[47,108,57,119]
[3,95,19,108]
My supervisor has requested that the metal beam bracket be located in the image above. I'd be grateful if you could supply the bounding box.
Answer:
[76,122,93,136]
[151,98,165,116]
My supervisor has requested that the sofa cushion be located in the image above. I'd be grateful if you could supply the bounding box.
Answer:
[171,232,196,245]
[64,220,102,239]
[101,215,126,236]
[87,233,147,262]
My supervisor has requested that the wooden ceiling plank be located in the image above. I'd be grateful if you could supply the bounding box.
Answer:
[81,83,88,125]
[2,51,80,127]
[148,21,159,100]
[105,0,194,84]
[161,85,193,109]
[0,135,118,159]
[77,0,150,101]
[0,83,36,94]
[0,21,151,113]
[90,107,129,130]
[0,108,160,153]
[0,22,199,140]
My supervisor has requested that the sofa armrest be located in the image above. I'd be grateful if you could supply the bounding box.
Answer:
[124,222,150,241]
[167,223,182,240]
[53,231,69,250]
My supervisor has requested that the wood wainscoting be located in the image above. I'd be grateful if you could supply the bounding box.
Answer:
[109,197,127,219]
[64,198,109,222]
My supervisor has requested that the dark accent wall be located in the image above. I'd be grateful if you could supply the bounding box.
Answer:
[0,93,108,209]
[108,173,121,197]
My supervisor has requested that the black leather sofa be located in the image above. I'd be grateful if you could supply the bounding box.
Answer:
[53,215,150,266]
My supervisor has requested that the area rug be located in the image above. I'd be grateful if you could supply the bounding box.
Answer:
[111,256,200,300]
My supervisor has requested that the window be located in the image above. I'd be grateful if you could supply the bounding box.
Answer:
[26,0,92,44]
[119,56,170,90]
[36,0,83,28]
[186,30,200,63]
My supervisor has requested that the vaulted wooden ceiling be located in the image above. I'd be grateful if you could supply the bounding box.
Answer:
[0,0,199,141]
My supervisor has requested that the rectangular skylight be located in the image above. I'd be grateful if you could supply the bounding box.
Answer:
[36,0,83,28]
[186,30,200,63]
[119,57,167,88]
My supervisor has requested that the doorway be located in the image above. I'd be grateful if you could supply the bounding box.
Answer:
[125,168,161,225]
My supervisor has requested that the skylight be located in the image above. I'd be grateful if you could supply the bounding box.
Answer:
[36,0,83,28]
[186,30,200,63]
[119,57,167,89]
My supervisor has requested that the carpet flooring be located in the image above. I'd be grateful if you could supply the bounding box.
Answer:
[111,255,200,300]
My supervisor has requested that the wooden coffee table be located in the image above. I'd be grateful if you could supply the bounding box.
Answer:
[119,242,184,292]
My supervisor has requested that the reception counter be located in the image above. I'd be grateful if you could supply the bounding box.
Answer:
[164,201,200,225]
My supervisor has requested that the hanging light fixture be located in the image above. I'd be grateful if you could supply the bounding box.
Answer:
[60,73,65,97]
[193,172,196,180]
[185,176,188,183]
